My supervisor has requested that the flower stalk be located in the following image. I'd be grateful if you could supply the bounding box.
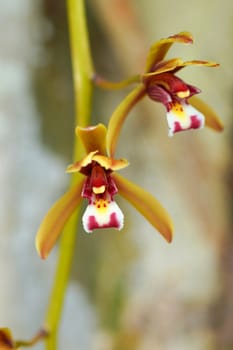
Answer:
[44,1,94,349]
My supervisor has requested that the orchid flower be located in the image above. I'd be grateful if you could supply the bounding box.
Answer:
[95,32,223,139]
[36,123,173,259]
[142,31,223,136]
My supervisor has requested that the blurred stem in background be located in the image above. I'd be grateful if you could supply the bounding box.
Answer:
[44,1,94,349]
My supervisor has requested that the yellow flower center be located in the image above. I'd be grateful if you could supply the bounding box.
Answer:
[94,198,110,213]
[171,102,187,119]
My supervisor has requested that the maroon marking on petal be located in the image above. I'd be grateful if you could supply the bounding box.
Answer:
[173,121,182,133]
[87,215,99,231]
[82,178,92,200]
[170,33,193,44]
[108,212,120,229]
[173,115,201,134]
[107,175,118,197]
[87,212,120,231]
[147,84,172,106]
[190,115,201,129]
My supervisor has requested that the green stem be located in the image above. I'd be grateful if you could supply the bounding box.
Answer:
[44,1,94,349]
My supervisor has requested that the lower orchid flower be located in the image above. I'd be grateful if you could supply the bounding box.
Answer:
[36,124,173,259]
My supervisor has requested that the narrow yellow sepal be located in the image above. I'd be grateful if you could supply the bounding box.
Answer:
[145,31,193,73]
[112,173,174,243]
[143,58,183,80]
[189,96,224,132]
[35,179,84,259]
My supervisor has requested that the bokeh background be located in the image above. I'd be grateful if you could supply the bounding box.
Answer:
[0,1,232,349]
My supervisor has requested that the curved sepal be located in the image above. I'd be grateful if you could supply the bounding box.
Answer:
[66,151,98,173]
[143,58,219,81]
[173,59,219,74]
[106,85,146,157]
[143,58,183,80]
[112,173,174,242]
[35,179,85,259]
[93,154,129,171]
[145,31,193,73]
[189,96,224,132]
[66,152,129,173]
[76,124,107,155]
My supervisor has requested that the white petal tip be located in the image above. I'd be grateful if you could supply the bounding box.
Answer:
[82,200,124,233]
[166,102,205,135]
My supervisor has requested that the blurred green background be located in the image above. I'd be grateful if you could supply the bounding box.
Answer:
[0,1,232,349]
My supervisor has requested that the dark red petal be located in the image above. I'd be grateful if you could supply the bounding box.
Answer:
[147,84,172,107]
[90,165,108,188]
[186,84,201,97]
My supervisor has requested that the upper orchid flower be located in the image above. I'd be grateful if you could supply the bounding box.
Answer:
[142,31,223,136]
[36,123,173,259]
[95,32,223,144]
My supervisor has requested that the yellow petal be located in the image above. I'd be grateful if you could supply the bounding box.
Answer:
[112,173,174,242]
[76,124,107,155]
[189,96,224,132]
[143,58,184,80]
[66,150,98,173]
[106,85,146,157]
[144,59,219,79]
[181,60,219,67]
[145,31,193,73]
[35,179,85,259]
[93,154,129,171]
[174,60,219,73]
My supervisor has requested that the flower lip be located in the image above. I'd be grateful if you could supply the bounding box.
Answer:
[166,101,205,136]
[82,199,124,233]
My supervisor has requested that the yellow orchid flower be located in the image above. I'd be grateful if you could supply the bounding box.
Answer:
[36,124,173,259]
[95,32,223,138]
[142,31,223,136]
